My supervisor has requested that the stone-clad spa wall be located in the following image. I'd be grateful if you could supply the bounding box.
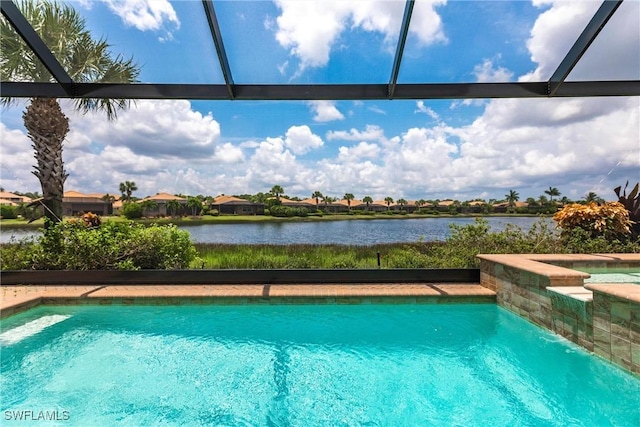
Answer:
[478,254,640,376]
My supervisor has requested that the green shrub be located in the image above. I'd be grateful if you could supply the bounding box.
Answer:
[269,205,308,217]
[424,218,563,268]
[1,220,196,270]
[122,202,143,219]
[0,205,18,219]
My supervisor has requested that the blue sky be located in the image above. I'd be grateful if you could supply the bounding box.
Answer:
[1,0,639,202]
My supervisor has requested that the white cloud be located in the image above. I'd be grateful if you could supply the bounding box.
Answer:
[414,101,440,120]
[0,123,39,191]
[368,105,386,115]
[104,0,180,41]
[67,100,221,159]
[273,0,446,74]
[284,125,324,155]
[308,101,345,122]
[521,1,600,81]
[408,0,448,46]
[326,125,384,141]
[338,142,381,161]
[472,58,514,83]
[213,143,245,164]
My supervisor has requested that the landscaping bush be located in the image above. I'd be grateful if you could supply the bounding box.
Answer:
[269,205,309,217]
[0,205,18,219]
[122,202,143,219]
[553,202,633,242]
[422,218,563,268]
[1,219,196,270]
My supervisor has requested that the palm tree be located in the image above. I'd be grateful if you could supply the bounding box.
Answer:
[139,200,158,217]
[415,199,426,210]
[362,196,373,211]
[312,191,323,209]
[544,187,561,203]
[166,199,182,217]
[186,197,203,216]
[384,197,394,211]
[270,185,284,202]
[505,190,519,207]
[397,198,407,211]
[1,0,139,227]
[322,195,335,211]
[584,192,603,204]
[101,193,116,203]
[343,193,354,210]
[119,181,138,202]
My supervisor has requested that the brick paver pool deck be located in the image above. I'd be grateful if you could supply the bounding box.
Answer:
[0,283,496,318]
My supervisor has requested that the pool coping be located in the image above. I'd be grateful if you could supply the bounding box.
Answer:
[1,283,496,318]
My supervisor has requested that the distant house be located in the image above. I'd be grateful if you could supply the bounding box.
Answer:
[138,193,187,217]
[279,197,315,210]
[210,195,264,215]
[63,191,112,216]
[0,191,31,206]
[374,199,396,212]
[493,201,528,213]
[300,197,323,211]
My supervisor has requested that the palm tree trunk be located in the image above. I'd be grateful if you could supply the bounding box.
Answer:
[23,98,69,227]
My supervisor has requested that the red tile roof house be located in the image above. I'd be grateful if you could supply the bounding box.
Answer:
[62,191,113,216]
[137,193,187,217]
[278,197,318,212]
[210,195,264,215]
[0,191,32,206]
[492,200,529,213]
[352,199,388,212]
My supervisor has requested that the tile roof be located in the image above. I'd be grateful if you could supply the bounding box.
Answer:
[142,193,187,202]
[212,195,258,205]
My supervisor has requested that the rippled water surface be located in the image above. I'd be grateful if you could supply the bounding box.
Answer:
[1,217,549,244]
[2,304,638,426]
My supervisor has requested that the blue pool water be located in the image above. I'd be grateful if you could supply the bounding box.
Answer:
[1,304,639,426]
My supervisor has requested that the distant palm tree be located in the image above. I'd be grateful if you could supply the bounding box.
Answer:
[584,192,603,204]
[166,199,182,217]
[415,199,426,210]
[119,181,138,202]
[343,193,355,210]
[362,196,373,211]
[384,197,394,211]
[140,200,158,217]
[544,187,561,203]
[101,193,116,203]
[270,185,284,201]
[322,195,335,211]
[312,191,323,209]
[538,195,549,206]
[186,197,203,216]
[526,197,538,207]
[505,190,519,207]
[397,198,407,211]
[2,0,139,226]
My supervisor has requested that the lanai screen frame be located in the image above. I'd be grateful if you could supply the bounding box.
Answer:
[1,0,639,100]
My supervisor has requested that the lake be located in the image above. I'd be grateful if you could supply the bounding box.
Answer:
[0,217,550,245]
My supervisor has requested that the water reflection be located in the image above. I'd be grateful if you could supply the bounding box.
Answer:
[0,217,548,245]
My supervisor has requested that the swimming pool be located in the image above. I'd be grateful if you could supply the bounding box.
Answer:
[2,304,639,426]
